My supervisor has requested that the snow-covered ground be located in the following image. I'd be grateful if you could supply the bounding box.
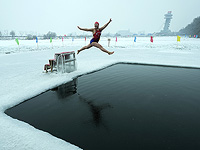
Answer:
[0,36,200,150]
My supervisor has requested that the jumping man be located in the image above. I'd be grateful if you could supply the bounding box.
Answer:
[77,19,114,55]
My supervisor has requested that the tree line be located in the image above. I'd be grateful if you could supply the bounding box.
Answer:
[0,31,57,40]
[179,16,200,36]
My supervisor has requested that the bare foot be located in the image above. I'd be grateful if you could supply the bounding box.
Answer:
[77,50,81,55]
[108,51,114,55]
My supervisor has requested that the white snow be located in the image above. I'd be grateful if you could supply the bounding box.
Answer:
[0,36,200,150]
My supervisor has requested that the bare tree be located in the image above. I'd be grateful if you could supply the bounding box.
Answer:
[43,31,57,39]
[27,34,33,40]
[10,30,15,37]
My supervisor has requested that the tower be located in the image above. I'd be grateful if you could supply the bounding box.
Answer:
[161,11,173,34]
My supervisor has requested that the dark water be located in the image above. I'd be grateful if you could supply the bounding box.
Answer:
[5,64,200,150]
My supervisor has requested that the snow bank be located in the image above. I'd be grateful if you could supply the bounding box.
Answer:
[0,37,200,149]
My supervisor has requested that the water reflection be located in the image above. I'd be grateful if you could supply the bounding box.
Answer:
[52,78,112,129]
[51,79,77,99]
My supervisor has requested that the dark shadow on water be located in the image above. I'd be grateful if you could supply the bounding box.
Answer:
[78,94,112,130]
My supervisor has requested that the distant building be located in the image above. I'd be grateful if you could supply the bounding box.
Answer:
[159,11,173,35]
[116,29,133,37]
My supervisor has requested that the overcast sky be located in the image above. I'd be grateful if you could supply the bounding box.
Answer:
[0,0,200,35]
